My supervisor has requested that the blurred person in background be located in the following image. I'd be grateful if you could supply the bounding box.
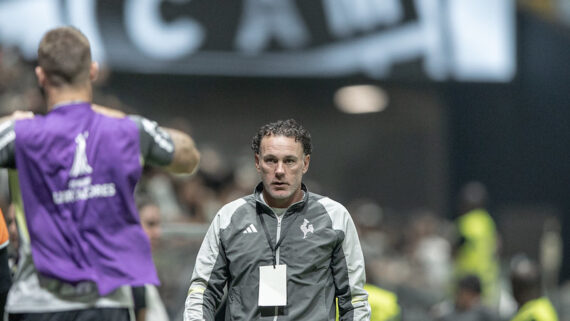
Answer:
[0,26,200,321]
[434,274,499,321]
[452,181,500,308]
[349,199,400,321]
[0,208,11,318]
[539,217,563,296]
[4,205,18,273]
[131,198,170,321]
[406,208,452,294]
[362,284,400,321]
[184,119,370,321]
[139,198,164,250]
[509,254,558,321]
[335,283,399,321]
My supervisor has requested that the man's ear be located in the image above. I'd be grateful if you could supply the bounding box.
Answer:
[302,154,310,174]
[35,66,45,87]
[255,153,261,172]
[90,62,99,82]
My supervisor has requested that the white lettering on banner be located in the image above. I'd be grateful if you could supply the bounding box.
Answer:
[447,0,516,81]
[235,0,310,54]
[0,0,515,81]
[66,0,106,62]
[124,0,205,59]
[0,0,62,60]
[322,0,403,38]
[0,0,105,62]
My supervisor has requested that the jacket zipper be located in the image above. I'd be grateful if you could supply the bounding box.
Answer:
[274,215,283,321]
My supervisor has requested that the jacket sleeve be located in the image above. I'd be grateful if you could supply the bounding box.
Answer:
[330,204,371,321]
[0,121,16,168]
[184,213,228,321]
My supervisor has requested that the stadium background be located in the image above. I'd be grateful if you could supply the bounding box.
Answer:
[0,0,569,319]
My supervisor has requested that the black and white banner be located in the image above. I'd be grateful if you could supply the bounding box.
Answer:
[0,0,515,81]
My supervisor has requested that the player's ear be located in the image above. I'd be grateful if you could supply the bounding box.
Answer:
[255,154,261,172]
[90,62,99,82]
[35,66,46,87]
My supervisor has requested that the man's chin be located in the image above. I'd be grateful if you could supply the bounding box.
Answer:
[268,191,291,201]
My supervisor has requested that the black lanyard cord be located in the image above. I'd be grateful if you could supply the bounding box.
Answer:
[258,211,299,268]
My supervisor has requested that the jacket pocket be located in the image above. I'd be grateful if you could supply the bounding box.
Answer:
[290,283,328,320]
[228,284,259,321]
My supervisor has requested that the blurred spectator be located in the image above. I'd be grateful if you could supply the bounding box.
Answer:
[0,46,43,115]
[175,173,220,223]
[139,198,164,250]
[134,198,170,321]
[350,199,389,261]
[434,275,499,321]
[406,208,452,293]
[510,254,559,321]
[0,207,11,317]
[143,170,186,222]
[5,204,18,273]
[452,181,500,308]
[334,282,401,321]
[348,199,402,320]
[364,283,401,321]
[539,217,563,295]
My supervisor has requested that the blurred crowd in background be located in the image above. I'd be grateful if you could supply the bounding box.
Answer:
[1,40,568,321]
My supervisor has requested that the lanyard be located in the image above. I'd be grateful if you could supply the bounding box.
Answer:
[258,211,299,268]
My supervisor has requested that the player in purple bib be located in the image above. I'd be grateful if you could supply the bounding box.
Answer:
[0,26,200,321]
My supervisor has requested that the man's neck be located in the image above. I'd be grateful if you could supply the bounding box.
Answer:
[45,86,92,111]
[262,189,304,209]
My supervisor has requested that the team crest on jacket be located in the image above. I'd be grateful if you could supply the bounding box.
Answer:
[300,219,314,239]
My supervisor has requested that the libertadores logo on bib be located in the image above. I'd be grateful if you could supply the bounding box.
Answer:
[69,132,93,177]
[52,131,116,205]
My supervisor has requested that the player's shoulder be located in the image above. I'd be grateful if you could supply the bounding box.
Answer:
[215,197,250,229]
[91,105,127,118]
[218,197,250,218]
[313,194,347,215]
[310,194,352,229]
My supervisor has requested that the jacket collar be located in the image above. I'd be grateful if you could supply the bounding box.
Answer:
[254,182,308,215]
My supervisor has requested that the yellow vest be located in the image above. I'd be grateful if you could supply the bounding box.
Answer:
[511,297,558,321]
[454,209,499,304]
[337,284,400,321]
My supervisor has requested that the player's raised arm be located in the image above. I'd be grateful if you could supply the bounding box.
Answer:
[162,127,200,175]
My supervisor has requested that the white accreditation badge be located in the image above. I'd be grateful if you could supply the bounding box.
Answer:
[258,264,287,306]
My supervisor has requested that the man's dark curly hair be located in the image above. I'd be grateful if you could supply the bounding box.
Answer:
[251,119,312,155]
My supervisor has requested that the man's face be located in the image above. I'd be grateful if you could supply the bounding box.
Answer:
[139,204,162,250]
[6,204,19,251]
[255,135,310,208]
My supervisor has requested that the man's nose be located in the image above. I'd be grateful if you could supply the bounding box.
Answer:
[275,162,285,175]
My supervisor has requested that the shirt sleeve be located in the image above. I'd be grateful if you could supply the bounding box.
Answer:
[129,115,175,167]
[0,121,16,168]
[331,206,371,321]
[184,211,229,321]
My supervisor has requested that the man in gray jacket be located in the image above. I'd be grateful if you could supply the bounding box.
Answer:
[185,119,370,320]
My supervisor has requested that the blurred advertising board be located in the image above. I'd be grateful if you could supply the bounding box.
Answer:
[0,0,515,81]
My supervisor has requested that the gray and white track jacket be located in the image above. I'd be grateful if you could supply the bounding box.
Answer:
[185,184,371,321]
